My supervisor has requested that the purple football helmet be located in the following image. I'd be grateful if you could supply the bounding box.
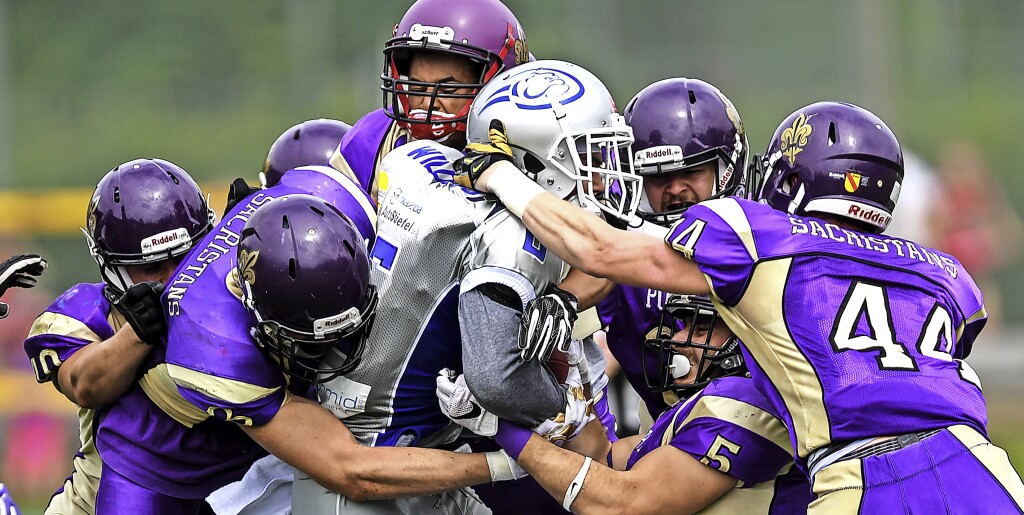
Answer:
[84,158,215,301]
[643,295,745,399]
[623,78,749,226]
[381,0,529,142]
[261,118,352,187]
[238,194,377,383]
[758,101,904,233]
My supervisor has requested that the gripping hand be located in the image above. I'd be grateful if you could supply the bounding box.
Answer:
[113,281,167,346]
[519,287,579,362]
[436,368,499,437]
[454,119,514,191]
[533,365,595,444]
[0,254,47,319]
[224,177,261,216]
[0,483,20,515]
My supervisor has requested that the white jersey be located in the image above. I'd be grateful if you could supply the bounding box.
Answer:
[319,140,564,447]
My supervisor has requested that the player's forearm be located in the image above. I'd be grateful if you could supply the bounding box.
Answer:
[558,268,614,311]
[60,325,152,408]
[247,396,492,501]
[339,446,492,501]
[514,431,646,514]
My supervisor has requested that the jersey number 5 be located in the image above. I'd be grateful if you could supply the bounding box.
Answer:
[829,280,981,387]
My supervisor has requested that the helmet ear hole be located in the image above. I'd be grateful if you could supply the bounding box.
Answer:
[781,173,799,195]
[523,152,546,176]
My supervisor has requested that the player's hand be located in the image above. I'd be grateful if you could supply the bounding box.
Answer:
[113,281,167,346]
[0,254,47,319]
[519,287,579,362]
[533,365,595,444]
[224,177,261,216]
[454,119,514,192]
[0,483,21,515]
[436,368,498,437]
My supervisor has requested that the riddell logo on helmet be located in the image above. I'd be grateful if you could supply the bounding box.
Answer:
[141,228,191,255]
[847,205,890,227]
[635,145,682,166]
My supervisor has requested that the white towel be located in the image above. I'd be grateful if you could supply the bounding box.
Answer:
[207,454,295,515]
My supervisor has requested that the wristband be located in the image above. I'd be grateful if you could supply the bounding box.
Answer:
[562,456,593,511]
[486,161,545,218]
[485,451,517,482]
[493,420,533,460]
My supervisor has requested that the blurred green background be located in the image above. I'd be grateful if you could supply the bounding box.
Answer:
[1,0,1022,511]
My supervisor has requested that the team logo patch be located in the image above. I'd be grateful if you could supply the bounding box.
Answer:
[238,249,259,285]
[780,113,813,165]
[844,172,862,192]
[479,67,585,112]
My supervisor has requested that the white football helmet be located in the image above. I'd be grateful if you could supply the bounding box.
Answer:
[467,59,641,222]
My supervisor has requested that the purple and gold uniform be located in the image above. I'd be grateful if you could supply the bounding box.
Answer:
[329,108,409,198]
[92,167,376,508]
[666,197,1024,512]
[24,283,126,514]
[628,376,810,513]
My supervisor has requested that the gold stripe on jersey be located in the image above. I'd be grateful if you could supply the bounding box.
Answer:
[28,311,101,342]
[675,394,792,453]
[947,425,1024,510]
[167,363,281,405]
[139,363,212,427]
[701,198,759,261]
[955,305,988,342]
[808,458,865,513]
[714,258,831,458]
[328,152,361,190]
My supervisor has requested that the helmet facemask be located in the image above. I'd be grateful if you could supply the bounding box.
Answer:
[243,279,378,385]
[643,295,745,399]
[381,23,518,142]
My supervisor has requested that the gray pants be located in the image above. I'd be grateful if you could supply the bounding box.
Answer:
[292,471,492,515]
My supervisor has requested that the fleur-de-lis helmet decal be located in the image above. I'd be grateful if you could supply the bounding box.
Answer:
[779,113,813,165]
[238,249,259,285]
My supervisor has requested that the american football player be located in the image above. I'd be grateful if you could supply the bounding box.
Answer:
[330,0,529,200]
[88,166,520,513]
[440,293,814,513]
[457,101,1024,513]
[24,159,214,515]
[295,59,640,514]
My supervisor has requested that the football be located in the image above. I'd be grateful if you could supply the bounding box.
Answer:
[545,349,570,384]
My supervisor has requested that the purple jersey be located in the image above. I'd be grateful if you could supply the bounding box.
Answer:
[96,168,377,499]
[329,108,409,197]
[627,376,808,513]
[665,198,988,461]
[597,284,680,418]
[24,282,126,513]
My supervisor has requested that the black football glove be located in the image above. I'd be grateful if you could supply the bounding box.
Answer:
[519,287,579,362]
[0,254,47,319]
[224,177,261,216]
[113,281,167,345]
[454,119,514,190]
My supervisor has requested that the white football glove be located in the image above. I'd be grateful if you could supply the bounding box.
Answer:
[0,483,20,515]
[533,366,595,444]
[436,368,498,437]
[519,288,579,362]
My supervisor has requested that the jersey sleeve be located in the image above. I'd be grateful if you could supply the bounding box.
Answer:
[330,109,393,194]
[24,283,115,385]
[665,198,760,306]
[666,380,793,486]
[161,309,290,427]
[462,210,565,309]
